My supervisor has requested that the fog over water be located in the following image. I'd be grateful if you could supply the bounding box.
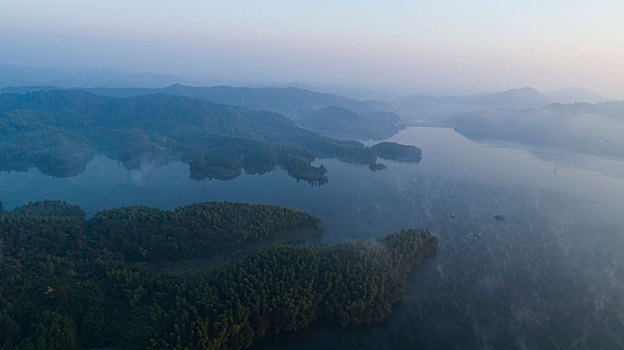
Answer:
[2,126,624,349]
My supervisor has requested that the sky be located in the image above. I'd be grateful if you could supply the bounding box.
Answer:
[1,0,623,97]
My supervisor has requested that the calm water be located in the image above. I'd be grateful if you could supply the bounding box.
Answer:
[2,127,624,349]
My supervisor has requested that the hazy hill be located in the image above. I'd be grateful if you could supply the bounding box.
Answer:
[465,87,552,109]
[0,84,395,119]
[394,87,553,124]
[450,102,624,158]
[299,106,405,140]
[0,64,177,88]
[547,87,610,104]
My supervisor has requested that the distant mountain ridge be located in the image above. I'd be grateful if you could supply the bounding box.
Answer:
[547,87,610,104]
[393,87,555,124]
[464,87,553,109]
[0,64,178,88]
[0,84,403,140]
[0,84,394,118]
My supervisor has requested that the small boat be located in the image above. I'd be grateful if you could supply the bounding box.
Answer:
[477,233,482,238]
[450,213,456,218]
[494,214,506,221]
[469,232,474,237]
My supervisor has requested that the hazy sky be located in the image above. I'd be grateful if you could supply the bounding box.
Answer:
[1,0,623,96]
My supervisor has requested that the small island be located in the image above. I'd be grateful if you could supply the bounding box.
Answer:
[371,141,423,162]
[0,200,437,350]
[369,162,387,171]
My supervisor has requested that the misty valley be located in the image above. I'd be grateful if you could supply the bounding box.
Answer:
[2,83,624,350]
[5,1,624,349]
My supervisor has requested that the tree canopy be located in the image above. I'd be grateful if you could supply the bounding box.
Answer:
[0,199,436,350]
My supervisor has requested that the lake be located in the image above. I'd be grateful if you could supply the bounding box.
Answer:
[2,127,624,349]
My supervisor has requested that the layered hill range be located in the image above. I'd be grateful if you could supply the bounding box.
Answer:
[62,83,620,159]
[1,83,622,170]
[1,84,406,141]
[393,86,624,158]
[393,86,610,123]
[0,88,421,182]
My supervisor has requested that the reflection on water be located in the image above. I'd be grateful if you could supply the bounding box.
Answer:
[2,127,624,349]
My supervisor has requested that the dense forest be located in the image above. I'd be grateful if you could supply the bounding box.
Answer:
[0,90,419,184]
[0,200,437,350]
[88,200,322,262]
[8,200,85,220]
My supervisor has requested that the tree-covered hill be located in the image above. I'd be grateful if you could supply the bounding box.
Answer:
[0,200,437,350]
[1,84,407,141]
[0,90,379,183]
[0,84,396,121]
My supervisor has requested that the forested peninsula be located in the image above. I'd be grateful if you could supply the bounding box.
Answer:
[0,200,437,350]
[0,90,420,185]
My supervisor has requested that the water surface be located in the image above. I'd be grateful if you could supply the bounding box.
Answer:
[2,127,624,349]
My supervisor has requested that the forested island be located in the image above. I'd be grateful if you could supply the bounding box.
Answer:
[369,162,387,171]
[0,90,420,184]
[371,142,423,162]
[0,200,437,350]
